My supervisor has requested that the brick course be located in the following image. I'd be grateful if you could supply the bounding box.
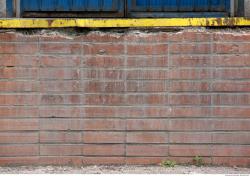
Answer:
[0,30,249,167]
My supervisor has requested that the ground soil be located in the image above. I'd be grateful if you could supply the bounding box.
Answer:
[0,165,249,174]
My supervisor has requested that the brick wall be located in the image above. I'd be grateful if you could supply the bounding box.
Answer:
[0,30,249,167]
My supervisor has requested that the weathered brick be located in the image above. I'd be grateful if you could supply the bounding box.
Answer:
[169,119,212,131]
[82,132,125,144]
[82,56,125,68]
[127,81,168,92]
[170,133,212,144]
[127,56,168,67]
[213,133,250,144]
[83,119,125,131]
[83,44,124,55]
[0,55,39,67]
[212,145,250,157]
[127,44,168,55]
[214,43,250,54]
[40,68,80,80]
[127,132,168,144]
[41,94,81,105]
[127,145,168,156]
[83,94,125,105]
[40,119,83,131]
[170,81,210,92]
[40,145,82,156]
[170,94,211,105]
[83,144,124,156]
[127,70,168,80]
[0,68,38,79]
[170,44,210,54]
[171,55,211,67]
[0,81,38,92]
[0,132,38,144]
[40,81,80,92]
[169,145,211,157]
[0,145,39,156]
[0,43,38,54]
[39,107,81,118]
[40,56,81,67]
[127,119,168,131]
[0,119,39,131]
[213,81,250,92]
[213,94,250,105]
[40,132,82,143]
[0,95,39,106]
[40,43,81,54]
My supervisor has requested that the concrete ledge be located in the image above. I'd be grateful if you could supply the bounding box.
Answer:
[0,17,250,28]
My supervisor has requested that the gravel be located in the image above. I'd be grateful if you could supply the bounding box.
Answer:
[0,165,249,174]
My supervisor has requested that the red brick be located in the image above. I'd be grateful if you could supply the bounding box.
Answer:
[125,32,169,43]
[127,132,168,144]
[83,132,125,144]
[0,43,38,54]
[214,43,250,54]
[169,69,211,80]
[212,55,250,67]
[169,31,211,42]
[39,35,81,42]
[0,95,39,106]
[213,94,250,105]
[0,132,38,144]
[127,44,168,55]
[83,81,125,93]
[169,145,211,156]
[169,119,212,131]
[40,43,81,54]
[83,119,125,131]
[41,94,81,105]
[213,133,250,144]
[0,68,38,79]
[40,80,80,92]
[170,81,210,92]
[0,107,38,118]
[127,56,168,67]
[213,81,250,92]
[212,157,250,167]
[212,119,250,131]
[170,95,211,105]
[170,44,210,54]
[40,145,82,156]
[83,144,124,156]
[0,81,38,92]
[39,156,82,166]
[127,145,168,156]
[40,132,82,143]
[40,119,83,131]
[83,94,125,105]
[82,69,124,80]
[40,56,81,67]
[0,119,38,131]
[126,157,165,165]
[40,68,80,80]
[82,32,124,42]
[213,107,250,118]
[213,33,250,42]
[82,56,125,68]
[214,69,250,79]
[0,33,38,42]
[127,70,168,80]
[127,81,167,92]
[83,44,124,55]
[83,157,125,165]
[170,107,210,118]
[127,94,168,105]
[39,107,81,118]
[0,55,39,67]
[127,119,168,131]
[0,157,39,166]
[83,107,118,118]
[212,145,250,157]
[0,145,38,156]
[171,55,211,67]
[170,133,212,144]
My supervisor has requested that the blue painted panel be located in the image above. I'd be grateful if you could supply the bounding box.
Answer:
[127,0,230,17]
[20,0,123,14]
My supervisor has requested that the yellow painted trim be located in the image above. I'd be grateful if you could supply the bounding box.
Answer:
[0,17,249,28]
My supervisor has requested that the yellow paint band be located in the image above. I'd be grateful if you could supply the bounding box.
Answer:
[0,17,249,28]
